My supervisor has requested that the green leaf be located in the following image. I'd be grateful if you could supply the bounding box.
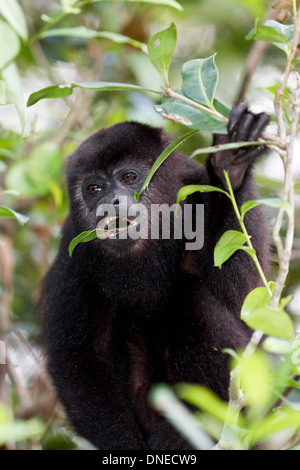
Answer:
[214,230,248,268]
[176,184,229,206]
[40,27,147,52]
[246,19,289,44]
[241,287,294,339]
[154,94,228,134]
[249,407,300,446]
[61,0,81,13]
[243,306,294,339]
[176,383,244,426]
[241,198,293,220]
[2,62,25,133]
[0,0,28,41]
[148,23,177,86]
[280,295,293,309]
[69,230,98,257]
[0,206,29,226]
[246,19,294,56]
[0,19,21,70]
[27,81,160,107]
[241,286,271,315]
[263,337,293,355]
[190,140,275,159]
[93,0,183,10]
[181,55,219,109]
[238,350,273,414]
[135,130,199,200]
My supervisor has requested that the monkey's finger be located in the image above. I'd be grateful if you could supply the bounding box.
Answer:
[233,145,266,164]
[248,113,270,141]
[227,103,248,137]
[236,112,255,143]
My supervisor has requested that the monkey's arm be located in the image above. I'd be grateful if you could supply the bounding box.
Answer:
[199,104,270,313]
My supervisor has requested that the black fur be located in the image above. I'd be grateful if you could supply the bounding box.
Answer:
[40,105,269,450]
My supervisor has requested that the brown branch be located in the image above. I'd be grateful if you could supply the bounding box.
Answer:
[162,87,286,150]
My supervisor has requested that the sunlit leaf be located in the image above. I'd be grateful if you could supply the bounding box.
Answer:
[246,19,290,43]
[0,206,29,226]
[190,140,275,159]
[262,336,293,355]
[241,287,294,339]
[0,0,28,40]
[69,230,98,257]
[280,294,293,309]
[27,82,160,107]
[92,0,183,10]
[61,0,81,13]
[148,23,177,86]
[155,93,229,134]
[176,184,229,207]
[238,350,273,414]
[241,198,293,220]
[246,307,294,339]
[241,286,272,316]
[135,130,198,200]
[246,19,294,56]
[182,55,219,109]
[40,27,147,52]
[176,383,244,426]
[0,19,21,70]
[214,230,248,268]
[249,407,300,446]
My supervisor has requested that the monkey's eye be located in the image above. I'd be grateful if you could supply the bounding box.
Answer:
[87,184,102,195]
[122,172,137,183]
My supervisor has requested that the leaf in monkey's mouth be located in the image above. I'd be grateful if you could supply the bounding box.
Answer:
[97,216,136,239]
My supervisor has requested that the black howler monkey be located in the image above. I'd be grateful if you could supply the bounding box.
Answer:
[40,103,269,450]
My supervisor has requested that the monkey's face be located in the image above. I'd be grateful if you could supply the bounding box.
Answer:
[67,122,181,255]
[79,161,151,249]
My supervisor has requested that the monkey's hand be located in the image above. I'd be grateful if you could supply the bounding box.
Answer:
[209,103,269,191]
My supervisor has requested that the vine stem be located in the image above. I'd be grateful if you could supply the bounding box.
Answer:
[223,171,272,296]
[28,0,91,46]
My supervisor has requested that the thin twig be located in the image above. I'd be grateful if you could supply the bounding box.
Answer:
[215,8,300,451]
[271,8,300,307]
[162,87,286,150]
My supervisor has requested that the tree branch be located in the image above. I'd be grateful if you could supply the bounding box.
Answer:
[271,8,300,307]
[162,86,286,150]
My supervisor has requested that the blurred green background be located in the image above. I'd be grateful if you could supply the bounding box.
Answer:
[0,0,299,449]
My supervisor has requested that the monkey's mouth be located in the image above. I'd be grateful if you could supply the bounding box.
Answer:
[97,216,137,240]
